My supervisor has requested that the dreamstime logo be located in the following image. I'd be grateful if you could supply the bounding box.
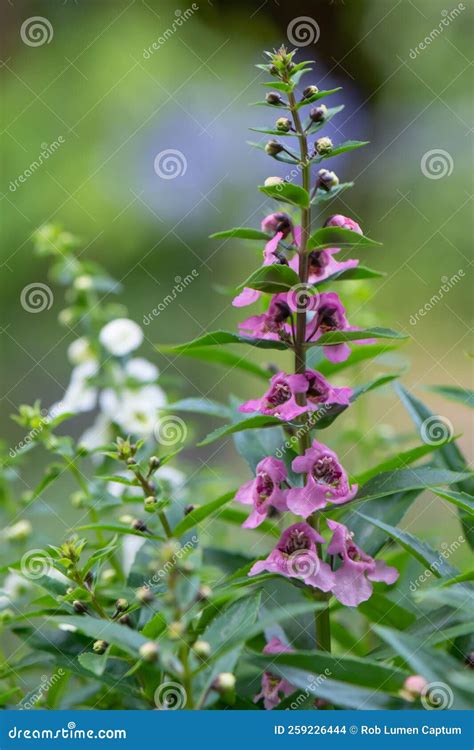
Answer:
[9,403,63,458]
[421,681,454,710]
[409,269,465,325]
[287,550,319,580]
[409,4,466,59]
[286,669,332,710]
[143,4,199,59]
[20,549,53,580]
[19,669,65,709]
[154,415,188,446]
[143,536,198,587]
[287,16,320,47]
[154,681,187,710]
[143,270,199,325]
[20,282,54,313]
[409,534,464,591]
[154,149,187,180]
[288,284,319,314]
[420,149,454,180]
[420,416,454,445]
[9,137,65,192]
[20,16,54,47]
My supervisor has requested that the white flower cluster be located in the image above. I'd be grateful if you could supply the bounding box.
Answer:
[52,318,167,447]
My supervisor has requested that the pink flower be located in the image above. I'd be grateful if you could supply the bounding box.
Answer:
[261,212,293,238]
[305,369,352,410]
[289,249,358,285]
[239,293,292,341]
[249,522,334,592]
[254,637,295,710]
[240,371,308,421]
[327,520,399,607]
[235,457,288,528]
[324,214,362,234]
[306,292,359,363]
[286,440,357,517]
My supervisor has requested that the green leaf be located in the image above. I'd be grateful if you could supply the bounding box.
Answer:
[372,625,473,709]
[158,330,287,353]
[295,87,342,108]
[358,593,416,630]
[140,612,167,639]
[258,182,310,209]
[248,141,299,165]
[261,80,294,92]
[356,512,459,577]
[306,105,345,134]
[315,265,384,285]
[76,524,164,541]
[396,384,474,547]
[355,440,457,485]
[209,227,269,241]
[238,264,300,294]
[163,398,231,420]
[309,327,408,346]
[350,467,470,507]
[307,226,381,251]
[314,373,400,430]
[48,615,150,656]
[312,140,369,163]
[31,464,62,499]
[432,488,474,514]
[318,342,402,377]
[311,182,353,204]
[158,344,270,381]
[172,490,236,537]
[197,415,282,447]
[426,385,474,408]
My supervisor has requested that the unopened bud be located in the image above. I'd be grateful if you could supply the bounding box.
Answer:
[302,85,319,99]
[276,117,291,132]
[115,598,129,612]
[315,137,333,155]
[265,139,283,156]
[315,168,339,192]
[119,515,134,525]
[192,640,211,659]
[213,672,236,693]
[148,456,160,470]
[136,586,154,604]
[184,504,197,515]
[118,614,132,627]
[168,621,184,640]
[265,92,282,105]
[139,641,159,662]
[93,640,108,654]
[264,176,284,187]
[73,600,87,614]
[309,104,327,122]
[144,496,158,512]
[197,585,212,602]
[132,519,149,533]
[101,568,116,584]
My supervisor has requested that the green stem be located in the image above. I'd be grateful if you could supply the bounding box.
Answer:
[288,84,331,654]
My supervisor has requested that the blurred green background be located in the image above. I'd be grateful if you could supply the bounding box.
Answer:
[1,0,472,557]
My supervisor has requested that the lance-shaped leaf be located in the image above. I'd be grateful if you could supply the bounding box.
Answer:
[305,104,345,135]
[48,615,151,657]
[356,512,459,577]
[258,182,310,209]
[355,439,458,485]
[315,266,384,286]
[248,141,299,165]
[307,226,381,251]
[197,415,283,447]
[347,467,471,507]
[158,331,289,358]
[295,87,342,108]
[311,182,353,204]
[172,490,236,537]
[209,227,270,241]
[163,398,231,420]
[425,385,474,409]
[313,373,400,429]
[158,344,270,381]
[307,326,408,346]
[311,139,369,162]
[318,342,403,377]
[432,488,474,514]
[238,264,300,294]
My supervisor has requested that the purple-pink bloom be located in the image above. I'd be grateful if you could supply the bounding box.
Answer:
[254,637,295,710]
[238,293,292,342]
[261,212,293,238]
[235,456,288,528]
[287,440,357,517]
[240,371,308,421]
[327,520,399,607]
[289,248,358,285]
[306,291,363,363]
[324,214,363,234]
[304,369,352,410]
[249,522,334,592]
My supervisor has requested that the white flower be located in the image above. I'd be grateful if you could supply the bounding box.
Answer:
[0,572,32,607]
[125,358,159,382]
[5,520,32,542]
[100,384,166,437]
[99,318,143,357]
[67,337,96,365]
[79,413,113,452]
[54,361,98,415]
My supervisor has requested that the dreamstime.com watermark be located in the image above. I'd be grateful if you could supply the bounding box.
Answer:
[143,270,199,325]
[143,5,199,59]
[8,723,126,740]
[18,670,65,710]
[142,536,198,590]
[409,535,464,592]
[9,403,63,458]
[9,137,65,192]
[409,4,466,59]
[409,269,465,325]
[286,669,332,709]
[275,405,335,458]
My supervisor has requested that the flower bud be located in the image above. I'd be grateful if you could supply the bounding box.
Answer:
[6,520,32,542]
[184,503,198,515]
[265,139,283,156]
[192,640,211,659]
[118,614,132,627]
[400,674,428,701]
[315,137,333,155]
[74,274,93,291]
[159,540,181,564]
[115,598,129,612]
[196,584,212,602]
[302,85,319,99]
[309,104,328,122]
[168,621,185,640]
[139,641,159,662]
[265,92,282,105]
[264,176,284,187]
[126,457,137,467]
[132,519,149,533]
[101,568,116,584]
[213,672,236,693]
[119,514,134,525]
[276,117,291,132]
[73,600,88,614]
[144,496,158,512]
[261,212,292,238]
[148,456,160,470]
[93,639,108,654]
[315,168,339,192]
[136,586,154,604]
